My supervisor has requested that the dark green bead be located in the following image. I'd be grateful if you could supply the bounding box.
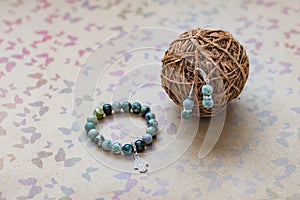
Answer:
[84,122,95,133]
[132,102,141,114]
[140,105,151,117]
[145,112,155,121]
[122,144,133,155]
[134,140,145,153]
[102,104,112,115]
[122,101,131,112]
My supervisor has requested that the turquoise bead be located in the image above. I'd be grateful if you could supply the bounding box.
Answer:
[132,102,141,114]
[94,107,104,120]
[183,98,194,110]
[147,119,158,128]
[202,99,214,109]
[201,84,213,96]
[112,102,122,113]
[111,142,122,154]
[88,129,99,139]
[84,122,95,133]
[94,134,105,146]
[141,105,151,117]
[145,112,155,121]
[102,140,112,151]
[122,144,133,155]
[87,115,98,124]
[122,101,131,112]
[146,126,157,136]
[142,134,153,145]
[181,110,192,119]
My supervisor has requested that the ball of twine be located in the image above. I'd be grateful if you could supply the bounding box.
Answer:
[161,28,249,117]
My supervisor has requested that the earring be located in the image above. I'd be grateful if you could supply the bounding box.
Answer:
[201,78,214,109]
[181,68,214,119]
[181,81,195,119]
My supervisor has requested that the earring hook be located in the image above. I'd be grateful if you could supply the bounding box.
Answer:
[188,68,210,98]
[194,67,210,84]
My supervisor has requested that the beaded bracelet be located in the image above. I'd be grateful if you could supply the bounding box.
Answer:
[84,101,158,173]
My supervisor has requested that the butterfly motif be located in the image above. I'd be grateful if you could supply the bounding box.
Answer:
[11,48,30,60]
[13,119,26,127]
[0,111,8,123]
[29,101,49,116]
[82,167,98,181]
[2,95,23,109]
[63,12,82,23]
[31,31,52,48]
[59,107,67,114]
[59,79,74,93]
[84,23,105,32]
[37,53,54,66]
[64,35,77,47]
[81,1,100,10]
[54,147,81,167]
[44,178,58,189]
[31,150,54,169]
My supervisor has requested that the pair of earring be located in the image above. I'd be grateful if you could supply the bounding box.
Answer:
[181,68,214,119]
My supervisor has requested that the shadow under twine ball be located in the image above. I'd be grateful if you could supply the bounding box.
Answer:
[161,28,249,117]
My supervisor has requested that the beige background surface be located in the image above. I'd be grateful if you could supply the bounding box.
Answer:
[0,0,299,199]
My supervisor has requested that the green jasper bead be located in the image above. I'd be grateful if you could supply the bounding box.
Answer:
[122,144,133,155]
[112,102,122,113]
[94,107,104,120]
[140,105,151,117]
[142,133,153,145]
[85,122,96,133]
[122,101,131,112]
[87,115,98,124]
[183,98,194,110]
[146,126,157,136]
[88,129,99,140]
[201,84,213,96]
[202,99,214,109]
[181,110,192,119]
[102,140,112,151]
[111,142,122,154]
[94,134,105,146]
[145,112,155,121]
[132,102,142,114]
[147,119,158,128]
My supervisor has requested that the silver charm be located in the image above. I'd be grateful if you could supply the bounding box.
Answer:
[132,142,148,173]
[133,152,148,173]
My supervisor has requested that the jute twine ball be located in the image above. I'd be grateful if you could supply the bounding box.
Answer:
[161,28,249,117]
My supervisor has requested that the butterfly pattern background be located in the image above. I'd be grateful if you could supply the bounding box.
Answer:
[0,0,299,199]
